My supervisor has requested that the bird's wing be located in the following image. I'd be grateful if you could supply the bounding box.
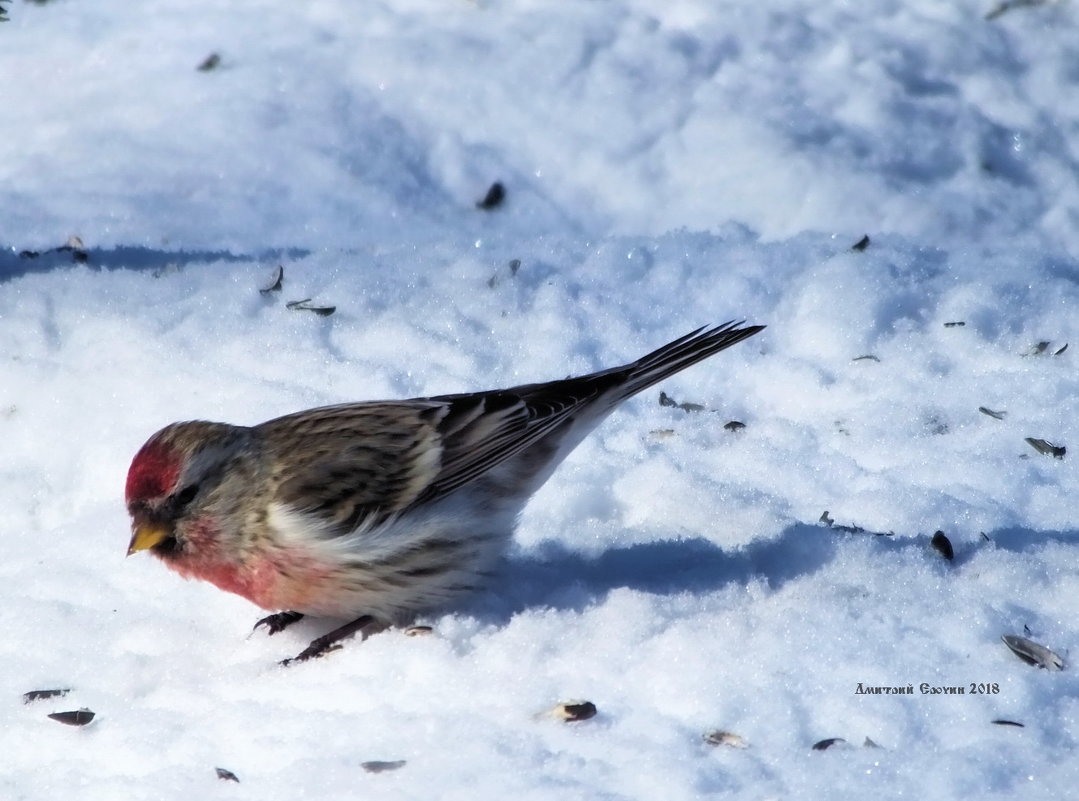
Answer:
[255,376,624,538]
[257,401,449,535]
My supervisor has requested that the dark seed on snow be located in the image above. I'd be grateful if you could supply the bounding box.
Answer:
[991,719,1024,728]
[48,709,95,726]
[476,182,505,210]
[361,760,407,774]
[724,420,746,432]
[978,407,1006,420]
[550,701,597,722]
[812,737,846,751]
[931,531,954,561]
[851,235,870,252]
[215,768,240,782]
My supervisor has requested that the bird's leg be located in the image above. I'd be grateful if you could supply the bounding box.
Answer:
[280,615,387,666]
[253,610,305,635]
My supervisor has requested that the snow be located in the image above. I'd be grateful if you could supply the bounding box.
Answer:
[2,0,1078,798]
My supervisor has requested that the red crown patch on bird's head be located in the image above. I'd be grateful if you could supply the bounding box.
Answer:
[126,437,182,504]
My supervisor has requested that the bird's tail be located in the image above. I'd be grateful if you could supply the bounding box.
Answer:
[610,321,765,400]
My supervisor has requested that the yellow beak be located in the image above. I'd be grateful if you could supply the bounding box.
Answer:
[127,521,171,556]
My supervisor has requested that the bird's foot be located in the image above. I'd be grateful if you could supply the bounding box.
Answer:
[253,610,305,636]
[280,615,387,666]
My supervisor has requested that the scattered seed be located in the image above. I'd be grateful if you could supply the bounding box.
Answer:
[1001,634,1063,671]
[723,420,746,432]
[404,625,433,637]
[63,236,88,262]
[548,701,597,722]
[986,0,1049,21]
[820,513,871,534]
[23,689,71,704]
[286,299,336,317]
[703,730,748,748]
[851,235,870,252]
[812,737,846,751]
[215,767,240,783]
[649,428,676,439]
[981,532,991,542]
[658,391,705,412]
[1024,437,1065,459]
[978,407,1006,420]
[508,258,521,275]
[260,265,284,294]
[991,719,1024,727]
[476,182,505,210]
[361,760,407,774]
[863,737,883,748]
[852,354,880,363]
[931,531,954,561]
[1026,341,1050,356]
[944,321,966,328]
[198,53,222,72]
[1054,343,1068,355]
[19,237,87,263]
[48,708,95,726]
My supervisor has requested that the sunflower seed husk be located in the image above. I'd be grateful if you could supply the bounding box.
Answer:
[23,689,71,704]
[361,760,407,774]
[259,265,284,294]
[1001,634,1063,670]
[286,298,336,317]
[812,737,846,751]
[978,407,1006,420]
[215,767,240,782]
[1024,437,1066,459]
[548,701,597,722]
[703,730,748,748]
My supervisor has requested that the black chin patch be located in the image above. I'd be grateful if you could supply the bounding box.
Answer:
[151,534,181,557]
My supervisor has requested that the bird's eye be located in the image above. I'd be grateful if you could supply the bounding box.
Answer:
[174,484,199,508]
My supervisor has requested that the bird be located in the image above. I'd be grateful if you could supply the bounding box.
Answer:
[125,321,764,664]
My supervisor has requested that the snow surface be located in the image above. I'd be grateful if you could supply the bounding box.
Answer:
[2,0,1079,798]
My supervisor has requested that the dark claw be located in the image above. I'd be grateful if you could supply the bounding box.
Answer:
[253,610,305,635]
[279,614,387,666]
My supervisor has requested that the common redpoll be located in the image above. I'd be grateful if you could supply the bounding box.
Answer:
[126,322,763,663]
